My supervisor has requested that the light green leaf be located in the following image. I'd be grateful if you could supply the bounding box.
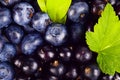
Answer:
[46,0,71,23]
[37,0,47,12]
[58,15,67,24]
[86,3,120,75]
[97,52,120,75]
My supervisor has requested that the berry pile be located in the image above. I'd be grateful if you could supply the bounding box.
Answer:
[0,0,120,80]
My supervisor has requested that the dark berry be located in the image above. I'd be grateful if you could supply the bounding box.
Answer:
[21,33,43,55]
[49,60,66,76]
[104,0,118,5]
[102,74,113,80]
[0,7,11,29]
[45,23,68,46]
[14,55,27,68]
[75,47,92,62]
[13,2,34,26]
[14,55,38,75]
[5,24,24,44]
[70,23,84,43]
[113,73,120,80]
[48,75,59,80]
[91,0,106,15]
[21,57,38,75]
[68,2,89,23]
[65,67,78,79]
[0,62,14,80]
[14,73,32,80]
[38,45,57,62]
[32,12,51,33]
[58,47,72,62]
[34,67,43,78]
[115,2,120,16]
[84,64,101,80]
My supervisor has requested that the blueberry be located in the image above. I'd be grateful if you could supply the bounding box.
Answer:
[68,2,89,23]
[21,33,43,55]
[13,2,34,26]
[70,23,84,43]
[5,24,24,44]
[23,24,35,32]
[0,62,14,80]
[0,0,21,6]
[32,12,51,33]
[45,23,68,46]
[0,43,16,62]
[0,7,11,29]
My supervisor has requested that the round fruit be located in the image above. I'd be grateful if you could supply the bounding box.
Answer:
[45,23,68,46]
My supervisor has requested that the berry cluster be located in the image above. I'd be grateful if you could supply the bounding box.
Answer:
[0,0,120,80]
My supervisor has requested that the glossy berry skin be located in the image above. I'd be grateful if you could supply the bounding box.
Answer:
[0,7,11,29]
[14,75,31,80]
[115,3,120,16]
[21,33,43,55]
[75,47,92,62]
[104,0,118,5]
[0,43,16,62]
[65,67,78,79]
[84,64,101,80]
[48,76,59,80]
[113,73,120,80]
[0,0,21,6]
[49,60,66,77]
[102,75,113,80]
[91,0,106,16]
[32,12,51,33]
[14,55,38,75]
[101,73,120,80]
[45,23,68,46]
[5,24,24,44]
[38,45,57,62]
[14,55,24,68]
[68,2,89,23]
[13,2,34,26]
[21,58,38,75]
[70,23,84,43]
[58,47,72,62]
[0,62,14,80]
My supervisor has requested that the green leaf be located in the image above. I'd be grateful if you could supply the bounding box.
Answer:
[86,3,120,75]
[58,15,67,24]
[46,0,71,23]
[37,0,47,12]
